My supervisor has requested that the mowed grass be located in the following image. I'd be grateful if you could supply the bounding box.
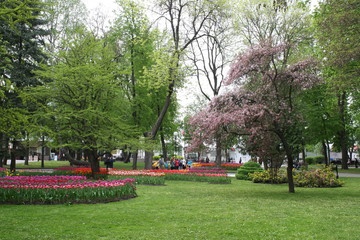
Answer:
[1,178,360,240]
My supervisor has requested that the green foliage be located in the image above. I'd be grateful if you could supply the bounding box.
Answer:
[250,167,344,188]
[0,0,45,26]
[293,167,344,188]
[313,155,325,164]
[152,155,161,160]
[164,173,231,184]
[29,26,140,153]
[305,157,314,165]
[250,170,288,184]
[305,156,325,165]
[0,0,48,140]
[108,175,165,185]
[235,161,263,180]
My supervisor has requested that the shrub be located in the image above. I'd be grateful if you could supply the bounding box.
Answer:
[293,167,344,188]
[250,170,288,184]
[305,157,314,165]
[153,155,161,160]
[235,161,263,180]
[314,155,325,164]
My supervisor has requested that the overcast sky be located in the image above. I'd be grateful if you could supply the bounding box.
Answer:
[80,0,320,114]
[81,0,118,21]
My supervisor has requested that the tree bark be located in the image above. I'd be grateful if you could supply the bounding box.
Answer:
[0,133,5,168]
[337,91,348,169]
[160,130,167,160]
[63,147,90,166]
[302,147,306,165]
[87,149,100,178]
[215,136,221,167]
[1,134,9,166]
[132,150,138,170]
[124,152,131,163]
[278,132,295,193]
[10,139,17,172]
[24,138,29,166]
[144,150,154,169]
[41,135,45,168]
[322,140,328,166]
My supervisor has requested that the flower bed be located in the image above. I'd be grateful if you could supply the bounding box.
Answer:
[163,172,231,184]
[53,167,108,179]
[187,167,227,174]
[150,169,231,184]
[108,169,231,184]
[108,170,165,185]
[192,162,243,170]
[0,175,137,204]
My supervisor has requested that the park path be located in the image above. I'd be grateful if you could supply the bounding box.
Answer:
[6,160,360,178]
[227,172,360,178]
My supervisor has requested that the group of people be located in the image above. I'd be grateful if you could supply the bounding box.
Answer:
[155,158,192,170]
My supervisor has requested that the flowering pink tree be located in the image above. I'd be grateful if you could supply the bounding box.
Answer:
[189,41,319,193]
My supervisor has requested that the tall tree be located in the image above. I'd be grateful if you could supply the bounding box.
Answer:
[314,0,360,169]
[110,0,172,168]
[41,0,87,60]
[300,84,338,165]
[142,0,223,169]
[186,4,234,166]
[30,27,137,176]
[0,0,48,169]
[189,42,319,193]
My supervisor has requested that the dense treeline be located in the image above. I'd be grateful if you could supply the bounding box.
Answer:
[0,0,359,184]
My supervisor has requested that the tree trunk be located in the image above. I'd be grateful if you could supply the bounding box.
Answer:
[302,147,306,164]
[215,136,221,167]
[132,150,138,170]
[278,133,295,193]
[76,149,82,161]
[322,140,328,166]
[24,139,29,165]
[144,92,174,169]
[160,131,167,160]
[87,149,100,178]
[0,133,5,168]
[144,151,153,169]
[10,139,17,172]
[1,134,9,166]
[285,150,295,193]
[41,135,45,168]
[63,147,89,166]
[124,152,131,163]
[337,91,348,169]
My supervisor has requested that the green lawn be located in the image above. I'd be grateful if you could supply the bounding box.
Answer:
[338,168,360,174]
[1,178,360,239]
